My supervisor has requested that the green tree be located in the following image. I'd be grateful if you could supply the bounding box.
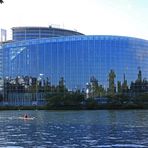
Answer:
[90,76,98,97]
[56,77,67,92]
[117,81,122,94]
[108,69,116,96]
[46,91,84,109]
[89,76,106,98]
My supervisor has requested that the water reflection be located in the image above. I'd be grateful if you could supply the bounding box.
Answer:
[0,110,147,147]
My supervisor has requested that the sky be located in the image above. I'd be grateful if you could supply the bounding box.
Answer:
[0,0,148,40]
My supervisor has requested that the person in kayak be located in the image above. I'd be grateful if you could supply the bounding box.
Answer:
[24,114,28,118]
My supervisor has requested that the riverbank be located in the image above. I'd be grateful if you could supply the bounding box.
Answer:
[0,104,148,110]
[0,106,45,110]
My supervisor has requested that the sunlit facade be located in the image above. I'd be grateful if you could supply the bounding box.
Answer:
[1,27,148,106]
[12,26,83,41]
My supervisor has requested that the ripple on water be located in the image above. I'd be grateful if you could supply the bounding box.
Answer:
[6,142,17,145]
[81,139,98,146]
[0,110,148,147]
[62,144,80,147]
[91,145,112,148]
[1,146,24,148]
[112,144,148,147]
[45,141,52,144]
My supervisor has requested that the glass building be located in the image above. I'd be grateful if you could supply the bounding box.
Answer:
[1,27,148,106]
[12,26,84,41]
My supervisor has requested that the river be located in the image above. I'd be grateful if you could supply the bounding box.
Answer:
[0,110,148,147]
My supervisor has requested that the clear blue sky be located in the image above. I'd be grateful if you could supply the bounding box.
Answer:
[0,0,148,40]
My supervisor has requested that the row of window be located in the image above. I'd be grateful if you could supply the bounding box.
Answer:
[3,36,148,90]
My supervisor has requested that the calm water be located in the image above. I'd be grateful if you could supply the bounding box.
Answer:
[0,110,148,148]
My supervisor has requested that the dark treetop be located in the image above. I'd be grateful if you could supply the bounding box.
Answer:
[0,0,4,4]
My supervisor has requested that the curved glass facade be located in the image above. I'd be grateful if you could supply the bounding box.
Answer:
[12,27,84,41]
[1,35,148,105]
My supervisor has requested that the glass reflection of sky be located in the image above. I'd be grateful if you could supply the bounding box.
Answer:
[3,35,148,90]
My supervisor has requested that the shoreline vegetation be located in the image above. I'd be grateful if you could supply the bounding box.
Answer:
[0,92,148,110]
[1,69,147,110]
[0,104,148,110]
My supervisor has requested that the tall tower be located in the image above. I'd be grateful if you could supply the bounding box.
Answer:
[0,29,5,99]
[137,67,142,82]
[0,29,7,42]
